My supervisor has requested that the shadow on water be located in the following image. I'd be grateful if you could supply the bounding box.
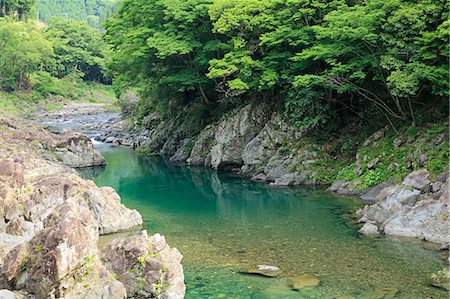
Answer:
[92,147,447,299]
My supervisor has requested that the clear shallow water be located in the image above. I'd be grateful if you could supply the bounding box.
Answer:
[87,146,447,298]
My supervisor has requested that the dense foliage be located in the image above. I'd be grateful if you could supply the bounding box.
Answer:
[0,17,109,95]
[35,0,120,29]
[45,18,109,82]
[0,19,52,91]
[0,0,35,20]
[105,0,448,131]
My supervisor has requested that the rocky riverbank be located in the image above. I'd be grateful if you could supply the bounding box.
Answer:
[0,119,185,298]
[114,101,448,249]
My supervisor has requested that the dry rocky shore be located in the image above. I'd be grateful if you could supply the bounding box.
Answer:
[0,119,185,298]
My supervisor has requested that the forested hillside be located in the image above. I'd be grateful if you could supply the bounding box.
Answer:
[0,6,112,116]
[106,0,448,133]
[36,0,120,29]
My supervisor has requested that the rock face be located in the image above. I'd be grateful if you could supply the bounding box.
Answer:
[0,119,185,299]
[185,107,319,185]
[210,103,271,170]
[357,170,449,246]
[103,231,185,299]
[187,126,215,166]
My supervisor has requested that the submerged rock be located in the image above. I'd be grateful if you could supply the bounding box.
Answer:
[359,287,398,299]
[430,268,450,291]
[252,285,299,299]
[239,265,282,277]
[288,275,320,291]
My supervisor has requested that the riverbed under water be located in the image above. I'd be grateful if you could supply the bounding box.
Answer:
[82,146,447,298]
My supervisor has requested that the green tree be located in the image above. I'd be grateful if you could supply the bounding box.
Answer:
[295,0,449,127]
[45,18,109,82]
[0,0,35,20]
[0,18,53,91]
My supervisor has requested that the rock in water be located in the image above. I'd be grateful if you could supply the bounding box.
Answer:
[357,175,450,245]
[288,275,321,290]
[359,287,398,299]
[430,268,450,291]
[252,285,299,299]
[239,265,282,277]
[358,223,380,235]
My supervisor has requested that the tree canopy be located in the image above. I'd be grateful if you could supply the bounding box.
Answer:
[35,0,120,29]
[105,0,448,130]
[45,18,110,82]
[0,18,52,91]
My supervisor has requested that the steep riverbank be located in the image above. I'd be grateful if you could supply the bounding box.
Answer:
[0,118,185,298]
[110,100,449,249]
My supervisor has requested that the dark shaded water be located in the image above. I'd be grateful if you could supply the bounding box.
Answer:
[86,146,447,298]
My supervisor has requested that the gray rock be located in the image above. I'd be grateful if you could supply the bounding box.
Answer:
[360,181,394,203]
[105,136,116,143]
[187,127,215,166]
[402,169,431,191]
[161,136,179,156]
[102,231,185,299]
[5,218,26,236]
[54,131,105,168]
[328,180,350,192]
[251,173,267,182]
[270,173,296,186]
[170,138,190,163]
[0,289,18,299]
[432,181,443,193]
[239,265,282,277]
[367,158,380,169]
[210,103,271,170]
[393,137,405,148]
[358,223,379,235]
[357,177,449,246]
[418,154,428,167]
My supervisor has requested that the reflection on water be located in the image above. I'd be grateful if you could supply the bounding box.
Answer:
[93,147,447,298]
[77,165,106,180]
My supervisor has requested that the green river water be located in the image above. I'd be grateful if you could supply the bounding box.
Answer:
[87,146,447,299]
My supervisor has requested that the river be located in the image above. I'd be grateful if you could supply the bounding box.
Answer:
[43,106,446,298]
[79,145,446,299]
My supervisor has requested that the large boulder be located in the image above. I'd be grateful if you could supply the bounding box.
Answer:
[402,169,431,191]
[170,138,190,163]
[210,103,271,170]
[357,173,449,245]
[102,231,185,299]
[241,113,293,170]
[0,199,98,298]
[25,173,142,234]
[53,130,105,168]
